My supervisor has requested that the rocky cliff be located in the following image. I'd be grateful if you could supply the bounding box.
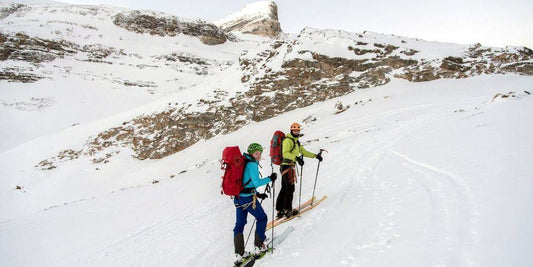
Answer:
[0,2,531,169]
[215,1,282,38]
[37,28,533,169]
[113,10,232,45]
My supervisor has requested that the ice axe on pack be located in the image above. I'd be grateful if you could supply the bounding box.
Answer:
[311,149,328,205]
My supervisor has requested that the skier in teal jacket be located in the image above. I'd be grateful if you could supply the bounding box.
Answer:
[233,143,277,264]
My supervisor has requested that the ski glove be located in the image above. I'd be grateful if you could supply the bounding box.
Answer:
[296,155,304,166]
[257,193,268,200]
[270,173,277,182]
[316,154,323,162]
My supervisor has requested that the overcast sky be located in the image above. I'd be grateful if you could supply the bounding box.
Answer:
[55,0,533,48]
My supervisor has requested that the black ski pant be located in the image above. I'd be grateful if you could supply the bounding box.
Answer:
[276,165,295,212]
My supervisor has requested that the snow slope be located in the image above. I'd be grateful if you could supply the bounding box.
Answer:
[2,1,529,156]
[1,74,532,266]
[1,2,533,266]
[0,2,264,151]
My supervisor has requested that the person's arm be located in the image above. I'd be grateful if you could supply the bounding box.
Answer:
[300,145,317,159]
[245,163,271,188]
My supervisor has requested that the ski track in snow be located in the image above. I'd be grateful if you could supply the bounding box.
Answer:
[332,111,440,266]
[1,75,532,266]
[389,149,480,266]
[281,99,484,267]
[83,199,229,266]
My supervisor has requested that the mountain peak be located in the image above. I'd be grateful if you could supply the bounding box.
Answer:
[214,1,281,38]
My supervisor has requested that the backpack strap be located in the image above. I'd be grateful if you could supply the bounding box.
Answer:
[240,156,255,192]
[281,137,299,165]
[286,136,299,153]
[243,178,252,187]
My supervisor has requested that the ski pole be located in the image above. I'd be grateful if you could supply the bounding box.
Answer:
[271,162,275,253]
[298,164,303,217]
[311,149,327,205]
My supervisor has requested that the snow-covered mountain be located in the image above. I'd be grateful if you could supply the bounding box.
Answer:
[214,1,282,38]
[1,1,532,266]
[2,1,530,166]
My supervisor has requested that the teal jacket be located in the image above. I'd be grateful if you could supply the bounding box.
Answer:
[240,153,272,197]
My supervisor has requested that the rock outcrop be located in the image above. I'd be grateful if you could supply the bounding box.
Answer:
[215,1,282,38]
[0,32,77,82]
[0,32,133,82]
[44,39,532,163]
[0,3,25,19]
[0,32,78,63]
[3,3,530,167]
[242,33,533,97]
[113,11,231,45]
[396,44,533,81]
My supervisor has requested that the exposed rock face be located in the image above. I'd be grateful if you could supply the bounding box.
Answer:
[0,32,132,82]
[0,67,43,83]
[41,34,533,164]
[0,32,78,63]
[0,32,78,82]
[77,90,251,160]
[241,40,419,98]
[396,45,533,82]
[242,37,533,99]
[215,1,282,38]
[0,3,25,19]
[113,11,230,45]
[6,4,529,167]
[0,28,227,83]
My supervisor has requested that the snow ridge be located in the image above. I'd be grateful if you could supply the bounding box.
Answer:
[215,1,278,26]
[214,1,281,37]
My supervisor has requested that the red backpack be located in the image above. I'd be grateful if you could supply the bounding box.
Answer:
[270,131,285,165]
[221,146,248,196]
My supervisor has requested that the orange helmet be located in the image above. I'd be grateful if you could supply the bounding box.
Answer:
[290,123,301,131]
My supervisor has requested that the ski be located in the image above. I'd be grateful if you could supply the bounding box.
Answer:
[266,196,316,230]
[235,226,295,267]
[266,195,327,230]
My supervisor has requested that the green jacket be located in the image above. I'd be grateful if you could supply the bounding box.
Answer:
[282,133,316,165]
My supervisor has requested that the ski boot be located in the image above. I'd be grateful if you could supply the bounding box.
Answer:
[284,209,299,218]
[276,210,285,219]
[253,242,269,258]
[234,252,250,266]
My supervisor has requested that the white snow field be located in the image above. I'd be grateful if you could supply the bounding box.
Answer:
[1,1,533,266]
[1,74,532,266]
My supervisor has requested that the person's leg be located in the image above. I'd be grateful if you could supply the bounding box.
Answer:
[276,166,288,212]
[284,167,296,211]
[234,232,245,256]
[233,198,249,255]
[248,201,268,247]
[275,185,285,212]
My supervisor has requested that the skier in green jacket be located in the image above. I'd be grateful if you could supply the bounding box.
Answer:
[275,122,323,218]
